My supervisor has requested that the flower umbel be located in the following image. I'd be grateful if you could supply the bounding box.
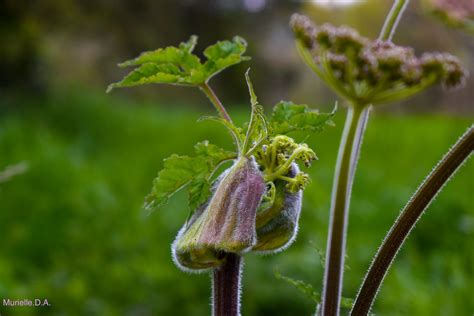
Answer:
[290,13,468,106]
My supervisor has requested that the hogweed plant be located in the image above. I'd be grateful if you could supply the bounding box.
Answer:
[108,0,473,315]
[108,35,334,316]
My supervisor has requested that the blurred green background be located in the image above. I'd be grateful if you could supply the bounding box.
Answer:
[0,1,473,315]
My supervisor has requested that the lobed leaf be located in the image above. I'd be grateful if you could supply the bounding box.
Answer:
[108,36,249,92]
[144,141,236,212]
[270,101,335,135]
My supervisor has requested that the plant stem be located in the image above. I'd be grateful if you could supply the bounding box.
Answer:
[212,253,242,316]
[350,126,474,316]
[320,2,409,314]
[379,0,410,42]
[321,105,370,316]
[200,82,233,123]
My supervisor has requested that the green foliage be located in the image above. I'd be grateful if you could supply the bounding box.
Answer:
[270,101,335,135]
[0,91,472,315]
[107,36,249,92]
[144,141,235,212]
[274,271,354,308]
[274,271,321,303]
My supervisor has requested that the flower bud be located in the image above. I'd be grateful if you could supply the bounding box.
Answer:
[253,163,303,254]
[420,52,467,89]
[172,157,265,272]
[290,13,317,49]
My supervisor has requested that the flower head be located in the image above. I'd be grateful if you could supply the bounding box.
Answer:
[290,14,468,106]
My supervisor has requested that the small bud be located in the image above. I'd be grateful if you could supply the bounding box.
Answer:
[290,13,317,49]
[253,163,303,254]
[332,25,367,55]
[315,24,334,50]
[420,52,467,89]
[173,157,265,272]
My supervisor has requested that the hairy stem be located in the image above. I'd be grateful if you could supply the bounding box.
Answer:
[321,105,370,316]
[212,253,242,316]
[200,83,233,123]
[320,2,410,314]
[350,126,474,316]
[379,0,410,41]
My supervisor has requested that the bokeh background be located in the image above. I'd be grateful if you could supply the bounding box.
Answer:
[0,0,473,315]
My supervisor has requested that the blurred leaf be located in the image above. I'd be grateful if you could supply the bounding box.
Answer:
[274,271,320,303]
[270,101,336,135]
[275,271,354,309]
[0,161,29,184]
[145,141,235,212]
[107,36,249,92]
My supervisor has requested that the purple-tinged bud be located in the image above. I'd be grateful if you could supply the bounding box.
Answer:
[332,25,367,55]
[315,24,334,50]
[401,59,422,86]
[327,53,349,80]
[172,157,265,272]
[290,13,318,49]
[370,41,416,81]
[253,164,302,254]
[420,52,467,89]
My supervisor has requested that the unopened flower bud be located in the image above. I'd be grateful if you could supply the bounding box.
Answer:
[172,157,265,272]
[290,13,317,49]
[420,52,467,89]
[253,163,303,254]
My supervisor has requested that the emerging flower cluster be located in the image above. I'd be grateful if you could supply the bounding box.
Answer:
[290,14,468,105]
[430,0,474,31]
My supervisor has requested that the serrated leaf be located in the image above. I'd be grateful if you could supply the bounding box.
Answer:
[270,101,336,135]
[145,141,236,213]
[194,140,236,161]
[188,177,211,211]
[144,154,209,210]
[108,35,249,92]
[275,271,354,309]
[203,36,250,81]
[274,271,320,303]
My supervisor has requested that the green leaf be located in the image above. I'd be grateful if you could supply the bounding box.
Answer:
[108,36,249,92]
[270,101,336,135]
[193,140,236,162]
[188,177,211,211]
[274,271,320,303]
[203,36,250,80]
[144,154,208,210]
[274,271,354,309]
[144,141,236,212]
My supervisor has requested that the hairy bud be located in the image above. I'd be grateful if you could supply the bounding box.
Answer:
[172,157,265,272]
[253,163,303,254]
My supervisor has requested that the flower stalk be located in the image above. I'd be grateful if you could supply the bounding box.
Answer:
[321,104,370,315]
[320,1,410,314]
[351,126,474,315]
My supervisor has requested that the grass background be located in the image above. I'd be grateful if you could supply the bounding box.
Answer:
[0,89,472,315]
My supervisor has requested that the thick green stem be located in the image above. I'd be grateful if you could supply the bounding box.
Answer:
[199,83,233,123]
[321,105,370,316]
[351,126,474,316]
[212,254,242,316]
[379,0,410,41]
